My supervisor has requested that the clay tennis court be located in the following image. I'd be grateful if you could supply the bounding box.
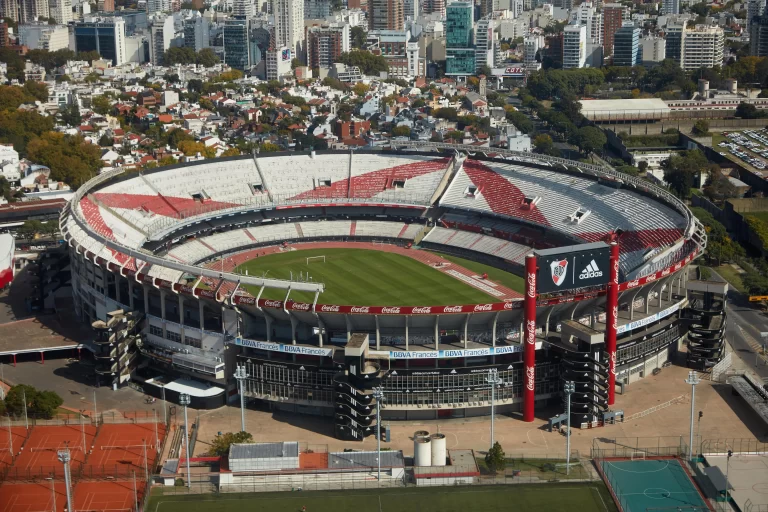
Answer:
[84,423,167,475]
[0,481,66,512]
[0,426,30,467]
[11,425,97,479]
[72,480,140,512]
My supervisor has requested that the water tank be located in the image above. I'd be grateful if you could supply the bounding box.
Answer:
[725,78,738,94]
[698,79,710,97]
[414,433,432,467]
[430,433,447,466]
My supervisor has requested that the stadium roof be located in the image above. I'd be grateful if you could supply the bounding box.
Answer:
[579,98,671,120]
[230,442,299,460]
[329,450,404,469]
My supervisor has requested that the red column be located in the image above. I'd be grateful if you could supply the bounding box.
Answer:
[12,354,16,366]
[606,242,620,406]
[40,352,44,364]
[523,254,537,422]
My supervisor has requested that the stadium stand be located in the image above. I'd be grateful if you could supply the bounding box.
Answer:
[424,227,531,263]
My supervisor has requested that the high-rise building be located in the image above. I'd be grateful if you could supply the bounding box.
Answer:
[612,25,640,66]
[234,0,254,17]
[664,19,685,62]
[148,14,173,65]
[74,17,127,65]
[662,0,679,15]
[0,22,9,46]
[402,0,418,20]
[601,3,625,55]
[306,23,349,69]
[680,24,723,70]
[751,13,768,56]
[18,0,48,23]
[562,23,586,68]
[273,0,304,61]
[368,0,403,31]
[480,0,497,17]
[304,0,331,18]
[223,17,257,70]
[421,0,444,17]
[48,0,72,24]
[571,1,602,45]
[445,1,474,75]
[641,36,665,65]
[266,45,292,79]
[368,29,409,77]
[99,0,115,11]
[747,0,766,34]
[523,34,542,66]
[183,12,210,51]
[0,0,20,24]
[511,0,523,17]
[475,17,495,72]
[19,23,69,50]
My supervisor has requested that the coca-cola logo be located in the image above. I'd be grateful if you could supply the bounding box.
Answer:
[610,352,617,376]
[442,305,463,314]
[411,307,432,314]
[627,280,640,288]
[349,306,369,313]
[474,304,494,312]
[611,305,618,330]
[292,302,311,311]
[239,297,256,305]
[321,304,341,312]
[612,259,619,284]
[662,269,670,276]
[503,301,516,310]
[526,272,536,298]
[381,307,401,314]
[264,300,282,308]
[525,366,535,391]
[526,319,536,345]
[675,263,682,271]
[645,274,657,282]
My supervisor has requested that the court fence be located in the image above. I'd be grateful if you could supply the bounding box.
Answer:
[154,451,597,496]
[591,436,688,459]
[2,410,164,428]
[701,438,768,455]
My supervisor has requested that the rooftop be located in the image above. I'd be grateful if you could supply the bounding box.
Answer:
[229,442,300,460]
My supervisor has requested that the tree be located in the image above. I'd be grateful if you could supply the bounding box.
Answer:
[533,134,554,154]
[163,46,197,65]
[4,384,36,417]
[215,69,244,82]
[166,128,194,148]
[17,220,42,240]
[210,431,253,456]
[692,120,710,136]
[663,150,708,198]
[351,26,367,49]
[259,142,281,153]
[485,441,506,473]
[91,95,112,116]
[33,390,63,418]
[735,102,765,119]
[221,147,240,157]
[338,50,388,75]
[26,132,101,188]
[196,48,220,67]
[353,82,370,96]
[573,126,607,155]
[177,139,216,158]
[703,167,738,202]
[98,134,114,147]
[22,81,48,102]
[391,125,411,137]
[616,164,640,176]
[60,103,82,127]
[638,161,649,174]
[188,79,203,93]
[41,220,59,239]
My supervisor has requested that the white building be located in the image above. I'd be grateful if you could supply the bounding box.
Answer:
[681,25,724,71]
[266,46,293,80]
[662,0,679,15]
[149,15,174,66]
[523,34,543,66]
[563,23,586,69]
[512,0,523,18]
[48,0,73,24]
[475,17,496,72]
[406,41,424,78]
[571,1,602,45]
[19,24,70,51]
[273,0,305,61]
[0,145,20,182]
[184,13,211,52]
[641,36,665,65]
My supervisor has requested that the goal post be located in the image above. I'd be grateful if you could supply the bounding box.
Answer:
[306,255,325,265]
[631,451,646,461]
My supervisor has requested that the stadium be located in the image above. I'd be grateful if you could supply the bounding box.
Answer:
[60,143,718,440]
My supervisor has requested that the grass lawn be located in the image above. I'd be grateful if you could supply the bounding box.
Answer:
[234,248,499,306]
[714,264,746,293]
[430,252,526,294]
[147,483,616,512]
[475,457,590,480]
[746,211,768,224]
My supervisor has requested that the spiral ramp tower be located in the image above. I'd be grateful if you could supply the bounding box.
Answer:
[333,333,385,440]
[556,320,609,426]
[683,280,728,370]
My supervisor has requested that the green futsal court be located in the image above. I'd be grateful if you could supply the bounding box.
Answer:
[599,458,709,512]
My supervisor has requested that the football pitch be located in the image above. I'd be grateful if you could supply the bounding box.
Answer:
[234,248,523,306]
[148,483,617,512]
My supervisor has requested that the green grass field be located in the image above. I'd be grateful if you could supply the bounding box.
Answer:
[746,211,768,223]
[434,252,526,293]
[148,483,616,512]
[234,248,523,306]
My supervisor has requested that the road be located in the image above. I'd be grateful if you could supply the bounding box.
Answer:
[711,268,768,381]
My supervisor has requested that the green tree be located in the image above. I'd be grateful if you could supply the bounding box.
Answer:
[735,102,765,119]
[196,48,220,67]
[391,125,411,137]
[663,150,708,198]
[166,128,194,148]
[638,161,649,174]
[4,384,35,417]
[616,164,640,176]
[350,26,367,49]
[32,390,63,418]
[60,103,82,127]
[692,120,710,136]
[17,220,42,239]
[573,126,607,155]
[210,431,254,456]
[533,134,554,154]
[0,85,28,110]
[164,46,197,65]
[338,50,388,75]
[22,81,48,102]
[91,95,112,115]
[26,132,101,188]
[703,167,738,202]
[485,441,506,473]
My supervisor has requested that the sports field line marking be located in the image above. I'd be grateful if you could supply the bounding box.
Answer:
[153,486,603,512]
[603,460,671,473]
[590,486,610,512]
[378,494,383,512]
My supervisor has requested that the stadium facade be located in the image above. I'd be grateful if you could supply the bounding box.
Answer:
[60,145,721,438]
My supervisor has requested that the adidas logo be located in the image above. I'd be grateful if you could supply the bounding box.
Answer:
[579,260,603,280]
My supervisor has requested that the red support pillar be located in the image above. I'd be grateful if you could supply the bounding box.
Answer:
[523,254,537,422]
[12,354,16,367]
[40,352,44,364]
[78,348,82,360]
[606,242,620,406]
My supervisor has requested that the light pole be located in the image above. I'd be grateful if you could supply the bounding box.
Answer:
[685,371,700,461]
[725,449,732,504]
[372,387,384,482]
[57,448,73,512]
[179,393,191,489]
[22,389,28,429]
[132,470,138,512]
[7,415,12,455]
[46,476,56,512]
[80,412,86,450]
[162,386,167,425]
[234,365,248,433]
[485,368,502,449]
[696,411,703,448]
[93,390,98,424]
[564,381,575,475]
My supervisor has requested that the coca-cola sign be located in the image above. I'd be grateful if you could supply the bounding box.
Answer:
[264,300,283,308]
[527,272,536,298]
[525,366,535,391]
[525,319,536,345]
[609,351,617,376]
[411,307,432,314]
[290,302,312,311]
[442,305,464,314]
[611,305,618,330]
[349,306,369,313]
[320,304,341,313]
[381,307,401,314]
[473,304,494,312]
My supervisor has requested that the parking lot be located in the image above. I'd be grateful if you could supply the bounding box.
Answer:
[718,129,768,169]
